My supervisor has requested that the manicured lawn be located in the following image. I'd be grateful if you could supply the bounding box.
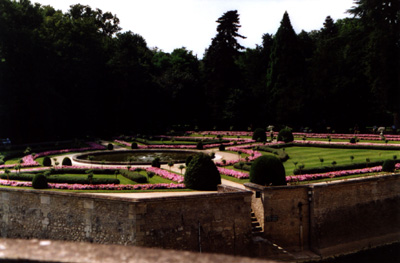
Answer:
[278,146,400,175]
[47,173,175,185]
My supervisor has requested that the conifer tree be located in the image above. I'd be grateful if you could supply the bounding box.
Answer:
[267,11,306,125]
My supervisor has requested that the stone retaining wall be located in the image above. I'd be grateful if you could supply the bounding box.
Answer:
[0,187,253,256]
[245,174,400,257]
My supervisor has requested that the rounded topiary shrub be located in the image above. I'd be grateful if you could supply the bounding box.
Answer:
[107,143,114,150]
[151,157,161,168]
[32,174,48,189]
[185,155,193,166]
[252,128,266,142]
[42,156,52,167]
[277,128,294,143]
[184,153,221,190]
[382,159,395,172]
[62,157,72,166]
[131,142,138,149]
[249,155,286,186]
[196,141,203,150]
[219,144,225,151]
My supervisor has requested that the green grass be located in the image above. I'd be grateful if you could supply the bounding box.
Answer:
[47,172,175,185]
[278,146,400,175]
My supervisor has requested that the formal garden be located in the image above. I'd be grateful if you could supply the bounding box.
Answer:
[0,128,399,193]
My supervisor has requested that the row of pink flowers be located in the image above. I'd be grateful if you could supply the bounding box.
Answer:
[0,178,185,191]
[217,162,400,181]
[217,167,249,179]
[294,132,400,141]
[143,167,184,183]
[293,140,400,147]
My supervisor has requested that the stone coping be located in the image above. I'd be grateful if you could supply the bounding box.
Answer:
[0,184,252,203]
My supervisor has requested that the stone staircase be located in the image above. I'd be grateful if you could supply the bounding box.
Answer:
[251,210,263,236]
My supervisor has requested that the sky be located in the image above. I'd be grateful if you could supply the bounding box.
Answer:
[34,0,355,57]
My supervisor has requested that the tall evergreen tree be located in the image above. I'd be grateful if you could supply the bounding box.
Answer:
[266,11,306,126]
[203,10,246,127]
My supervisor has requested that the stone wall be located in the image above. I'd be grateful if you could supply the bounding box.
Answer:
[245,174,400,257]
[0,187,253,256]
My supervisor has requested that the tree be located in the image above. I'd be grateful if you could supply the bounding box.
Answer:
[267,12,306,125]
[203,10,246,126]
[348,0,400,128]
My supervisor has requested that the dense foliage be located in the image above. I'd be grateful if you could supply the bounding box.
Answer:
[249,155,286,186]
[184,153,221,190]
[252,128,266,142]
[277,128,294,143]
[32,174,48,189]
[62,157,72,166]
[1,0,398,143]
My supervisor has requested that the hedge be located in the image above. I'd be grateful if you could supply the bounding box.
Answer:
[1,173,120,185]
[119,169,148,183]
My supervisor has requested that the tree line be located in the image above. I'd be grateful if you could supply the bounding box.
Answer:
[0,0,399,143]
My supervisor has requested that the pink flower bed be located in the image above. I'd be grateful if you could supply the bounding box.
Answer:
[286,163,400,183]
[293,140,400,147]
[218,167,249,179]
[294,132,400,141]
[0,179,185,191]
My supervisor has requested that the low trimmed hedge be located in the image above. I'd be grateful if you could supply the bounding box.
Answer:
[255,146,290,162]
[119,169,148,183]
[233,162,252,171]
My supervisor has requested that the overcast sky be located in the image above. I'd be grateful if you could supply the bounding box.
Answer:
[34,0,355,57]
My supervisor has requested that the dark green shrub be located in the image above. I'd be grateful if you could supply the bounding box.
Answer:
[151,157,161,168]
[32,174,48,189]
[219,144,225,151]
[249,155,286,186]
[62,157,72,166]
[349,137,356,143]
[43,156,52,166]
[131,142,138,149]
[382,159,395,172]
[185,155,193,166]
[119,169,148,183]
[277,128,294,143]
[196,141,203,150]
[107,143,114,150]
[252,128,266,142]
[184,153,221,190]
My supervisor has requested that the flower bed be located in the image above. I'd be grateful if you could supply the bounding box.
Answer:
[218,167,249,179]
[286,163,400,183]
[0,179,185,191]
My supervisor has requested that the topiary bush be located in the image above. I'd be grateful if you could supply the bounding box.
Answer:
[184,153,221,190]
[252,128,266,142]
[62,157,72,166]
[32,173,48,189]
[151,157,161,168]
[196,141,204,150]
[131,142,138,149]
[42,156,52,166]
[185,155,193,166]
[277,127,294,143]
[107,143,114,150]
[382,159,396,172]
[219,144,225,151]
[249,155,286,186]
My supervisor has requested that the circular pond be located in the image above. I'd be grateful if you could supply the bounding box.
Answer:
[74,150,199,165]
